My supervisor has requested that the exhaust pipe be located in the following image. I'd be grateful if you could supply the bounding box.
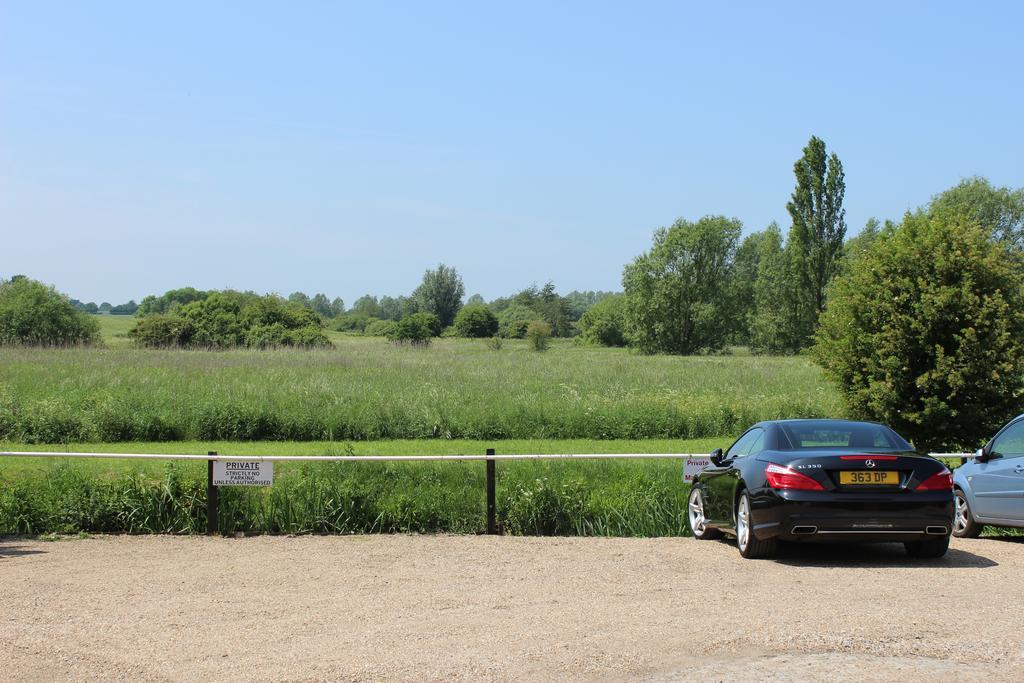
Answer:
[791,525,818,535]
[926,526,948,535]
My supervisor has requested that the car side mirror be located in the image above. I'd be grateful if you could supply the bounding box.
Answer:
[709,448,724,466]
[974,447,988,462]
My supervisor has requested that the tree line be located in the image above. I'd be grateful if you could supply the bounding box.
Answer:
[70,299,138,315]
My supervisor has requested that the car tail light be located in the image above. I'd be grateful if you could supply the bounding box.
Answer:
[916,468,953,491]
[765,463,825,491]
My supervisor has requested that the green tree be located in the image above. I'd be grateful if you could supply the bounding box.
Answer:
[525,320,552,351]
[577,294,627,347]
[0,277,101,346]
[928,176,1024,248]
[622,215,741,354]
[351,295,382,318]
[387,312,440,346]
[137,287,208,316]
[729,230,769,344]
[379,295,417,321]
[813,209,1024,450]
[109,300,139,315]
[465,293,486,306]
[288,291,311,308]
[413,264,465,328]
[788,135,847,316]
[453,304,499,338]
[533,282,574,336]
[564,290,616,320]
[310,293,333,318]
[330,297,346,317]
[777,135,847,349]
[749,223,803,353]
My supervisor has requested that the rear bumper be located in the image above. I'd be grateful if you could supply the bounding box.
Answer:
[749,487,954,542]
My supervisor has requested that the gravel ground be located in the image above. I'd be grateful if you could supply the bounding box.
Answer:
[1,534,1021,681]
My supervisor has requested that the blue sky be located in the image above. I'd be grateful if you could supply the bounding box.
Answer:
[2,2,1022,304]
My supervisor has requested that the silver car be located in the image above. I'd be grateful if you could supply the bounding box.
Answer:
[953,413,1024,537]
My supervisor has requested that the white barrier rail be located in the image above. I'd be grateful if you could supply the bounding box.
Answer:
[0,451,705,462]
[0,451,973,462]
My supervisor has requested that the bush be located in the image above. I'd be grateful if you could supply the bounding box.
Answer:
[497,303,536,338]
[128,291,331,349]
[526,320,552,352]
[387,312,440,346]
[332,313,374,333]
[0,277,100,346]
[486,336,503,351]
[577,294,627,347]
[363,319,398,337]
[128,314,185,348]
[453,304,499,338]
[813,209,1024,450]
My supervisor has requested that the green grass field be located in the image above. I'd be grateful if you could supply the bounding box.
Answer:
[0,332,840,443]
[91,313,137,347]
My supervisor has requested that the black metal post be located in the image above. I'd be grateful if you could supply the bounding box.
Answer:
[206,451,219,535]
[486,448,497,535]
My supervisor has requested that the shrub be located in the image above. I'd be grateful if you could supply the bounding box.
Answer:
[497,303,536,338]
[364,319,398,337]
[387,312,440,346]
[453,304,499,338]
[486,336,503,351]
[0,277,100,346]
[577,294,627,347]
[332,313,375,333]
[128,314,185,348]
[526,320,552,352]
[813,209,1024,450]
[128,291,330,349]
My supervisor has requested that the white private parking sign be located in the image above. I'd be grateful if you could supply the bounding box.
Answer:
[682,457,711,483]
[213,461,274,486]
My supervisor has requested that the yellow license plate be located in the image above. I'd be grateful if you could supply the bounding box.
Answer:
[840,471,899,485]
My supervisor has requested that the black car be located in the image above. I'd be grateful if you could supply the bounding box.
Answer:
[687,419,954,559]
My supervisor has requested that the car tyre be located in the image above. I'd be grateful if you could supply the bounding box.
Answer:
[952,489,983,539]
[904,535,950,559]
[687,487,721,539]
[736,491,776,559]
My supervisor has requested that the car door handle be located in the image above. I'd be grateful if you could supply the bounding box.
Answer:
[1015,465,1024,474]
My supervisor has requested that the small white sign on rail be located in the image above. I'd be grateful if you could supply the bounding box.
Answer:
[213,461,274,487]
[682,457,711,483]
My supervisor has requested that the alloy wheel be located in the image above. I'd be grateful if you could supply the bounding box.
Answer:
[954,495,969,535]
[737,495,750,550]
[688,489,706,535]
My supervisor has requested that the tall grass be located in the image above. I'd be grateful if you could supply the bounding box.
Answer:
[0,457,693,537]
[0,337,841,443]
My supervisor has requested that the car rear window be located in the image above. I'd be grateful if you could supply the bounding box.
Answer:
[778,421,910,450]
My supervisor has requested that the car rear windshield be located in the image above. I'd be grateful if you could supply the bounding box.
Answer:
[777,421,911,450]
